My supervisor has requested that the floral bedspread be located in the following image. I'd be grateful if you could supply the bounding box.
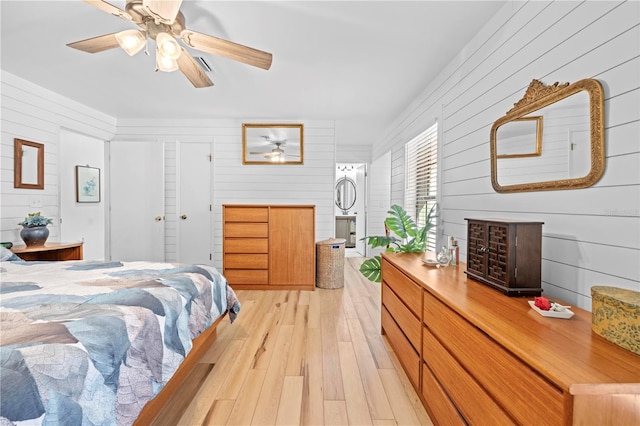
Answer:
[0,260,240,425]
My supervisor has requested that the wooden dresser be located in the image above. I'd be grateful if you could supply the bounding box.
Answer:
[11,242,83,261]
[222,204,316,290]
[381,252,640,426]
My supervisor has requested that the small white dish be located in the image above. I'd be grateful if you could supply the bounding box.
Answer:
[528,301,574,319]
[422,258,439,267]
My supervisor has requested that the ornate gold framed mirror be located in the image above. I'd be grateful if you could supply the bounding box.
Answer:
[14,138,44,190]
[490,78,605,192]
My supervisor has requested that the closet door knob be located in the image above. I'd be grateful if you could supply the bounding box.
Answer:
[155,216,163,222]
[181,214,188,220]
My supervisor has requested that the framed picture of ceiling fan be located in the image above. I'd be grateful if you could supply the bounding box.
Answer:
[242,123,304,165]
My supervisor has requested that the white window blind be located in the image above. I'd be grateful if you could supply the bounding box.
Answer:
[405,122,438,251]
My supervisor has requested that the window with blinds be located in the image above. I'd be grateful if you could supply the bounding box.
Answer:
[405,122,438,251]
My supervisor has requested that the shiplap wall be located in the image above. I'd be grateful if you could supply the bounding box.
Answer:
[0,71,116,244]
[370,0,640,310]
[114,119,336,269]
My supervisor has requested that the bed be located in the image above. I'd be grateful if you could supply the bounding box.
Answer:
[0,249,240,425]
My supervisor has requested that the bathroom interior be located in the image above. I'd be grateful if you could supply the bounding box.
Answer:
[335,163,367,257]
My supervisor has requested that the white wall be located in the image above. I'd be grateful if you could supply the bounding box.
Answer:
[1,71,336,269]
[370,1,640,311]
[1,71,115,246]
[59,129,106,260]
[336,144,371,164]
[113,119,336,270]
[367,150,391,259]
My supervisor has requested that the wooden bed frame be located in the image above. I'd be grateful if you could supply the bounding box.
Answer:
[133,312,227,425]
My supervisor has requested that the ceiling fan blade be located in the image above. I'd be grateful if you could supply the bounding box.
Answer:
[180,30,273,70]
[67,33,120,53]
[176,48,214,88]
[143,0,183,25]
[82,0,132,21]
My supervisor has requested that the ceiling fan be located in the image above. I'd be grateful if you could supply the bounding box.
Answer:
[250,137,299,162]
[67,0,273,88]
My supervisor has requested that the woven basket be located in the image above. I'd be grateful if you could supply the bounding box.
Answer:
[316,238,345,289]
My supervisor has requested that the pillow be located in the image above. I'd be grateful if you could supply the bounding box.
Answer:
[0,247,22,262]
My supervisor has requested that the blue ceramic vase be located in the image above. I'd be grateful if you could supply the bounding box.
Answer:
[20,226,49,247]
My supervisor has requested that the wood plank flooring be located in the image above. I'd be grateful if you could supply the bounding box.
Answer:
[152,257,433,426]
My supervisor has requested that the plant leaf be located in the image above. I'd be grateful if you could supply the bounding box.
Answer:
[359,235,401,250]
[385,205,418,239]
[425,203,439,233]
[359,256,382,282]
[398,236,425,252]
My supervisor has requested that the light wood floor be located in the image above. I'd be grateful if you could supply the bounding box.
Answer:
[153,257,433,426]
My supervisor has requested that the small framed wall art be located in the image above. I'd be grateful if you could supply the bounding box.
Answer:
[76,165,101,203]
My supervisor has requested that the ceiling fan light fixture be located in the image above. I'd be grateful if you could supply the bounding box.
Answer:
[115,29,146,56]
[156,32,182,60]
[156,48,178,72]
[143,0,183,25]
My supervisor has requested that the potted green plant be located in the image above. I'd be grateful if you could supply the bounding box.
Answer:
[18,212,53,246]
[359,204,438,282]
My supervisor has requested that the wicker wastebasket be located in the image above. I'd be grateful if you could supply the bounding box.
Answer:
[316,238,345,289]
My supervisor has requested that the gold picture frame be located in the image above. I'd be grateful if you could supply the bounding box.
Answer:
[242,123,304,165]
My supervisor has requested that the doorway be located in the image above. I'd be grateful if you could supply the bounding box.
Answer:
[59,129,105,260]
[335,163,367,256]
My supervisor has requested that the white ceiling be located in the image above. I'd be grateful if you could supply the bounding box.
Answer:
[1,1,505,146]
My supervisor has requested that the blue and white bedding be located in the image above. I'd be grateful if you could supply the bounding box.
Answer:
[0,259,240,425]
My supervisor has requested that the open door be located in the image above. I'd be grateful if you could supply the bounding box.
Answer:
[354,164,367,256]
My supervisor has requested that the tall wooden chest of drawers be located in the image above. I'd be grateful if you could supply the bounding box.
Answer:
[223,204,315,290]
[465,218,543,296]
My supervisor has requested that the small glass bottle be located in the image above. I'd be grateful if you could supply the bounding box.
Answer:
[450,238,459,266]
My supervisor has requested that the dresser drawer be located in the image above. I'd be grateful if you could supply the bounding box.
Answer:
[382,282,421,351]
[382,257,422,317]
[224,238,269,253]
[224,207,269,222]
[224,253,268,269]
[423,328,513,424]
[224,223,269,238]
[423,291,564,425]
[224,269,269,285]
[421,362,465,426]
[382,306,419,388]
